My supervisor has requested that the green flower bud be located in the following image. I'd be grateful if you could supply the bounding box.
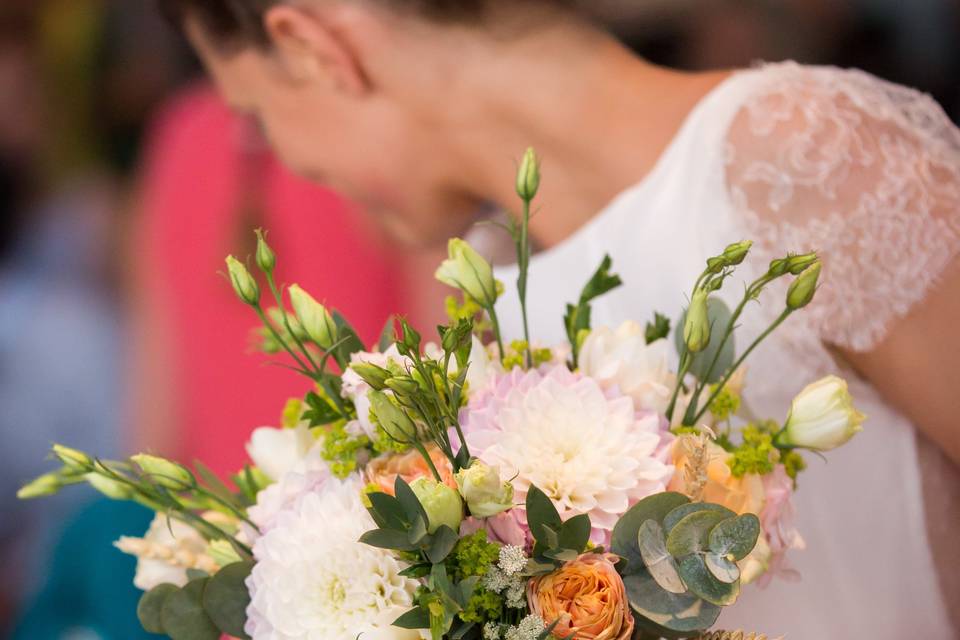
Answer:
[516,147,541,202]
[52,444,93,471]
[385,376,420,396]
[785,252,819,275]
[254,229,277,273]
[683,289,711,353]
[786,261,822,310]
[776,375,865,451]
[410,477,464,534]
[706,257,726,274]
[86,472,135,500]
[18,473,62,499]
[767,258,790,278]
[722,240,753,266]
[368,391,418,442]
[289,284,337,349]
[455,462,514,518]
[225,255,260,305]
[131,454,195,489]
[351,363,391,391]
[435,239,498,308]
[207,539,242,567]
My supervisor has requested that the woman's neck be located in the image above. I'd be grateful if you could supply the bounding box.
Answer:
[424,25,731,248]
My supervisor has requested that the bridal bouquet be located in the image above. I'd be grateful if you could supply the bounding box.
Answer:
[20,149,863,640]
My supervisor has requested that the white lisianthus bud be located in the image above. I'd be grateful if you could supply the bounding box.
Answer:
[132,454,195,489]
[18,473,62,499]
[225,255,260,305]
[683,289,711,353]
[435,239,498,308]
[410,477,464,534]
[721,240,753,266]
[516,147,541,201]
[368,391,418,443]
[455,463,514,518]
[86,472,135,500]
[776,375,865,451]
[52,444,93,471]
[246,424,316,482]
[255,228,277,273]
[786,261,822,310]
[289,284,337,349]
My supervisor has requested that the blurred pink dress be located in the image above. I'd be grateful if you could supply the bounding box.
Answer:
[135,84,405,476]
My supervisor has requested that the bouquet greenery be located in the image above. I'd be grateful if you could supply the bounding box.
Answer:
[20,149,863,640]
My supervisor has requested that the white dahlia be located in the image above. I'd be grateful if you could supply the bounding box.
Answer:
[461,366,674,543]
[245,476,420,640]
[578,321,675,415]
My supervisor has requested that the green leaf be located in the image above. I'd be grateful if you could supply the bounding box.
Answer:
[451,621,477,640]
[666,511,734,558]
[360,528,418,551]
[408,513,428,545]
[645,312,671,345]
[662,502,736,536]
[623,572,721,638]
[399,563,432,579]
[303,391,341,427]
[526,485,562,547]
[708,513,761,561]
[333,312,366,364]
[193,461,242,509]
[558,513,592,553]
[378,316,397,352]
[543,548,579,562]
[160,578,220,640]
[673,297,735,384]
[395,476,430,529]
[611,492,689,575]
[564,255,623,359]
[704,552,740,584]
[202,561,253,639]
[637,520,685,594]
[678,555,740,606]
[367,491,409,531]
[137,583,178,634]
[425,525,459,564]
[393,606,431,629]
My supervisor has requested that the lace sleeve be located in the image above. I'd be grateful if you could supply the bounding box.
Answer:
[725,62,960,353]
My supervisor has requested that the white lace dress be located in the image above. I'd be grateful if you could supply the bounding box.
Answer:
[494,61,959,637]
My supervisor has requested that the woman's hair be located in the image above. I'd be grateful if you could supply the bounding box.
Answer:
[159,0,570,46]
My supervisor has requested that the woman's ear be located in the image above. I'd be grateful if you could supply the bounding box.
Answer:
[263,4,369,95]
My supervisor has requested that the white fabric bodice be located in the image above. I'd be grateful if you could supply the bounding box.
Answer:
[494,62,959,637]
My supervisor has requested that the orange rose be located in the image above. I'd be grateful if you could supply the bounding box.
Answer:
[527,553,634,640]
[365,445,456,496]
[669,435,764,515]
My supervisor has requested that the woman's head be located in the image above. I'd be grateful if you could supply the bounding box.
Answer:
[163,0,589,245]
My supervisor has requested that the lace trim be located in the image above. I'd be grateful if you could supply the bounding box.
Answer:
[724,62,960,380]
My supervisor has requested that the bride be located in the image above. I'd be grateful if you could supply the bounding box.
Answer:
[163,0,959,636]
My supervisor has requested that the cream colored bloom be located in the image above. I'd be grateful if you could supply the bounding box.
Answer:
[115,513,222,590]
[778,375,865,451]
[435,238,498,307]
[246,423,318,482]
[578,321,675,414]
[289,284,337,349]
[410,477,464,533]
[455,462,514,518]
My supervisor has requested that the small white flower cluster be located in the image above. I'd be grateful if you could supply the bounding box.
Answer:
[481,545,528,609]
[483,615,546,640]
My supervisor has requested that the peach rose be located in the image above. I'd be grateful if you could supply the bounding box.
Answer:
[527,553,634,640]
[365,445,456,496]
[668,435,765,515]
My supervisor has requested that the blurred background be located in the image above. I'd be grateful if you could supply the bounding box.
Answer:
[0,0,957,637]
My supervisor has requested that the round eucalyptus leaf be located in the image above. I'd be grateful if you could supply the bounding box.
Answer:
[637,520,686,594]
[623,571,721,638]
[203,562,254,639]
[137,583,178,634]
[704,552,740,584]
[160,578,221,640]
[611,492,689,576]
[663,502,735,536]
[708,513,761,561]
[674,297,735,384]
[678,555,740,606]
[666,511,733,558]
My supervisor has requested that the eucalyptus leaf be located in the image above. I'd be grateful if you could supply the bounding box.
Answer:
[160,578,220,640]
[637,520,686,594]
[138,583,178,634]
[543,548,580,562]
[367,491,408,531]
[360,528,418,551]
[674,297,735,384]
[623,571,721,639]
[708,513,761,561]
[663,502,736,536]
[451,622,477,640]
[526,485,562,546]
[611,492,689,575]
[408,513,428,545]
[395,476,430,529]
[398,563,432,579]
[558,513,591,553]
[202,561,253,639]
[666,511,733,558]
[393,606,431,629]
[378,316,397,352]
[678,554,740,606]
[333,312,366,363]
[426,525,459,564]
[704,552,740,584]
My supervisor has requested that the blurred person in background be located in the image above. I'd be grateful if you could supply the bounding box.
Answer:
[160,0,959,637]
